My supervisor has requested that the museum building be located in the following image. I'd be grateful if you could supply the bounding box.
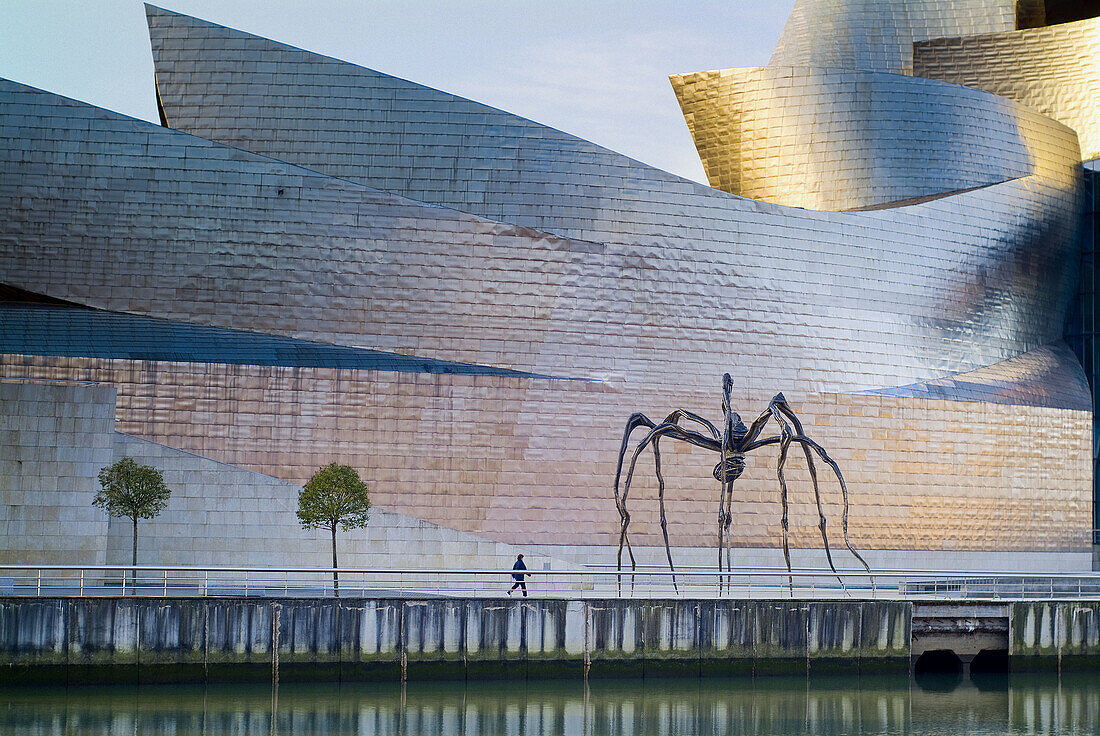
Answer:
[1,0,1098,571]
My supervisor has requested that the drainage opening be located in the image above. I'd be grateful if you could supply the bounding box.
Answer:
[913,650,964,691]
[970,648,1010,690]
[970,648,1009,674]
[914,649,963,675]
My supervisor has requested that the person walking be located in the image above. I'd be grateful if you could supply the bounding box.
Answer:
[508,553,528,597]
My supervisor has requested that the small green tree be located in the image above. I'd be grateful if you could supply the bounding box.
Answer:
[93,457,171,593]
[297,463,371,597]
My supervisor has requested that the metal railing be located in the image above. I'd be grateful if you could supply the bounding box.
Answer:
[1,564,1100,601]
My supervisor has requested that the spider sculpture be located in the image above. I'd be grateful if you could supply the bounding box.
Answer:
[613,373,870,591]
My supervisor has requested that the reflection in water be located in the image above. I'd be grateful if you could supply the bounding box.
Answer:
[2,673,1099,735]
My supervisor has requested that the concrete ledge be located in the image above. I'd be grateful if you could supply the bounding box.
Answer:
[0,597,912,684]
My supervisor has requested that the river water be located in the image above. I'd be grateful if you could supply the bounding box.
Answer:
[2,672,1097,735]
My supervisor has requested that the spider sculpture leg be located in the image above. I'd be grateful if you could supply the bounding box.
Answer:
[723,483,735,574]
[746,400,872,592]
[651,436,676,587]
[717,461,728,574]
[773,402,865,592]
[621,428,679,590]
[615,411,720,577]
[718,478,735,593]
[794,436,872,575]
[769,407,796,594]
[711,396,783,590]
[614,413,655,577]
[716,458,737,580]
[765,406,847,594]
[617,421,721,590]
[659,409,722,583]
[769,397,870,574]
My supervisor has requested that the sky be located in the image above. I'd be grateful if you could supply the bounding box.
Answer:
[0,1,795,183]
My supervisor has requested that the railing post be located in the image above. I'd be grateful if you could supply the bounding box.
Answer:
[121,568,126,597]
[79,570,84,597]
[36,569,41,597]
[245,570,249,597]
[204,570,208,598]
[163,570,168,597]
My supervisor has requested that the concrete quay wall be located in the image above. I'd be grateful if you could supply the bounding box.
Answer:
[1010,601,1100,670]
[0,597,910,684]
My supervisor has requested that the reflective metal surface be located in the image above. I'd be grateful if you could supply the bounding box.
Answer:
[140,9,1083,389]
[670,65,1048,209]
[0,2,1093,559]
[914,15,1100,161]
[770,0,1016,74]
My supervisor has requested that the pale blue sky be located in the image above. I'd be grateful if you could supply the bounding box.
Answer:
[0,1,795,182]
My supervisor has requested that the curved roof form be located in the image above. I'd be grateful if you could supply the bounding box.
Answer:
[669,65,1044,210]
[914,15,1100,161]
[769,0,1015,74]
[0,72,1082,397]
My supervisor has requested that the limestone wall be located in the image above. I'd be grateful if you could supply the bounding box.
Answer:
[0,378,559,571]
[6,357,1088,555]
[0,381,114,566]
[108,433,562,572]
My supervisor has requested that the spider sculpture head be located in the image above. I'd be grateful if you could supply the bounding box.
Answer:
[613,373,870,593]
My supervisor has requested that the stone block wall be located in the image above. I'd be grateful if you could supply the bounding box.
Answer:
[108,433,562,572]
[0,378,560,572]
[6,357,1088,556]
[0,381,114,566]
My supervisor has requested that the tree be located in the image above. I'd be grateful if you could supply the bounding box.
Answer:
[296,463,371,597]
[93,457,171,593]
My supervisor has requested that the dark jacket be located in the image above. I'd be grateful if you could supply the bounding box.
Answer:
[512,559,527,581]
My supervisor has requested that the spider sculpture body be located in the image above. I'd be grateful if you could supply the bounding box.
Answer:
[613,374,870,590]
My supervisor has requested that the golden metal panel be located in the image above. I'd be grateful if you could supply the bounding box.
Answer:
[914,16,1100,161]
[770,0,1016,74]
[669,65,1070,209]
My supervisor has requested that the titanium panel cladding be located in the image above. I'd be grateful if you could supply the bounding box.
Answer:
[0,0,1093,556]
[914,15,1100,161]
[0,79,1083,395]
[143,10,1083,390]
[670,66,1039,209]
[770,0,1016,74]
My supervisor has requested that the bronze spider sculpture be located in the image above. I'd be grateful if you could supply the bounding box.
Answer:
[613,373,870,591]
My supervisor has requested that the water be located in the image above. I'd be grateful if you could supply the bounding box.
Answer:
[2,672,1098,735]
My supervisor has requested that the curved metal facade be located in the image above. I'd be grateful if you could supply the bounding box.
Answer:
[669,66,1045,209]
[143,8,1082,392]
[769,0,1015,74]
[0,78,1082,395]
[0,2,1094,559]
[914,15,1100,161]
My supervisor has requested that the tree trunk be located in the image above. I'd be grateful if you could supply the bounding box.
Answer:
[331,524,339,598]
[131,517,138,596]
